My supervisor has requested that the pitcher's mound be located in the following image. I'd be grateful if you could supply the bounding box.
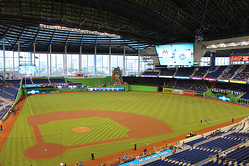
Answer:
[72,127,90,133]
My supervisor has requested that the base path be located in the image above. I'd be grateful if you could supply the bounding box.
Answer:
[23,110,173,160]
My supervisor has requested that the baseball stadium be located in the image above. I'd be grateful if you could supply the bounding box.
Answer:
[0,1,249,166]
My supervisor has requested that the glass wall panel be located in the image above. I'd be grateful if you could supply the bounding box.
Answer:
[215,57,230,66]
[35,54,48,76]
[103,55,109,76]
[111,55,123,72]
[88,55,94,76]
[125,56,138,76]
[71,54,79,75]
[5,51,13,71]
[81,55,88,73]
[51,54,63,76]
[14,52,19,70]
[96,55,109,76]
[199,57,210,66]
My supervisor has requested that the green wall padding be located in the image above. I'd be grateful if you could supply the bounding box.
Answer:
[66,77,111,87]
[129,85,158,92]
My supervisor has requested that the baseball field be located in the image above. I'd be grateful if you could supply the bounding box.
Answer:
[0,91,248,166]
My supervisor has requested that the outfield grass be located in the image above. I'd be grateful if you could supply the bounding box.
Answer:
[0,92,248,166]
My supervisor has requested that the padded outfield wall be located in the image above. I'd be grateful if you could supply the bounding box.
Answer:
[128,85,158,92]
[66,77,111,87]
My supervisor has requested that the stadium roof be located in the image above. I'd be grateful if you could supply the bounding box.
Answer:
[0,0,249,54]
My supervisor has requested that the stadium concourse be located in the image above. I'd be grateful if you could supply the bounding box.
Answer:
[0,92,247,166]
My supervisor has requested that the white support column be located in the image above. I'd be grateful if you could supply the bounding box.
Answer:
[94,45,97,77]
[102,55,103,74]
[55,54,57,75]
[123,45,126,76]
[12,51,14,72]
[138,43,140,76]
[30,52,32,65]
[47,53,49,77]
[18,40,20,79]
[65,45,67,78]
[39,54,40,77]
[109,46,112,76]
[87,55,88,74]
[3,38,5,80]
[33,43,36,65]
[79,45,82,73]
[49,44,52,77]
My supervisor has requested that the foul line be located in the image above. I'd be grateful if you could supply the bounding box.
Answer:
[132,139,152,144]
[25,94,33,115]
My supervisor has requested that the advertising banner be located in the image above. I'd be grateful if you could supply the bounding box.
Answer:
[174,76,190,79]
[141,75,158,77]
[88,87,125,91]
[173,89,184,94]
[163,88,173,93]
[119,149,173,166]
[219,96,230,102]
[230,56,249,62]
[191,77,202,80]
[27,90,40,94]
[230,80,247,84]
[184,90,194,95]
[159,76,173,78]
[204,78,217,81]
[22,84,37,88]
[217,79,229,82]
[195,91,203,97]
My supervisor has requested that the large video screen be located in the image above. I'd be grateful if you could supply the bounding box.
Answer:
[219,96,230,102]
[27,90,40,94]
[155,44,194,66]
[19,65,36,74]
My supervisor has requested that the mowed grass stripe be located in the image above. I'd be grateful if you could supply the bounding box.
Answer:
[39,117,130,146]
[0,92,248,166]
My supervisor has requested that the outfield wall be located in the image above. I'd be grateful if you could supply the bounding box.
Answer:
[66,77,111,87]
[163,88,196,96]
[205,89,238,102]
[129,85,158,92]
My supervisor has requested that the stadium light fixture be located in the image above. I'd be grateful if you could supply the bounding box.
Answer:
[206,41,249,49]
[39,24,121,38]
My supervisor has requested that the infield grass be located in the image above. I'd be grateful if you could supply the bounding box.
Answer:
[39,117,130,146]
[0,92,248,166]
